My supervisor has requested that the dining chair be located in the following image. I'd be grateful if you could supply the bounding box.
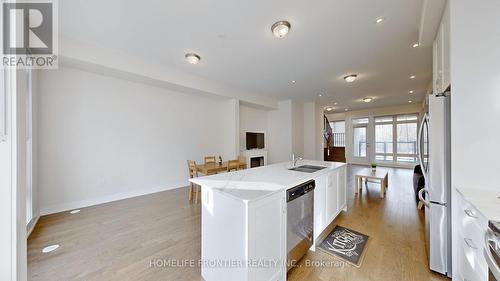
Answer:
[238,155,247,169]
[204,156,216,165]
[187,160,200,204]
[227,159,240,172]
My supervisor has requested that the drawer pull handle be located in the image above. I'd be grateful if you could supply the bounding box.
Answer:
[463,209,477,218]
[464,238,477,249]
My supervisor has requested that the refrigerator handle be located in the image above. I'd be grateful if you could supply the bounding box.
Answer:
[418,188,430,208]
[417,113,428,182]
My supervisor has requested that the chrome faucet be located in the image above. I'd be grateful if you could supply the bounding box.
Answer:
[292,153,303,167]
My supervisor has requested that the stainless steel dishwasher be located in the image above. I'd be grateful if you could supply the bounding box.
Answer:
[286,179,314,270]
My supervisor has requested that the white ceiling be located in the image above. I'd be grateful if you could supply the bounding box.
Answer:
[60,0,431,111]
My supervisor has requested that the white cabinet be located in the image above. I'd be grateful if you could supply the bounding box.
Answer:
[337,165,347,210]
[201,188,286,281]
[452,189,488,281]
[313,174,327,240]
[441,3,450,90]
[313,165,347,241]
[433,2,450,93]
[326,171,339,223]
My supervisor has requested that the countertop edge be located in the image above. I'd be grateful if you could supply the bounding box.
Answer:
[455,185,500,222]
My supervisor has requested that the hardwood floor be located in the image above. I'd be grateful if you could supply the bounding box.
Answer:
[28,165,449,281]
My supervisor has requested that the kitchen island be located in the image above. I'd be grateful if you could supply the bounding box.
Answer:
[190,160,347,281]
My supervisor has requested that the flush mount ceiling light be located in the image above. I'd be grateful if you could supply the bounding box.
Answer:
[271,20,291,38]
[344,74,358,83]
[409,90,414,94]
[325,107,334,111]
[185,53,201,64]
[410,75,416,79]
[408,100,413,103]
[412,43,419,48]
[291,80,296,84]
[362,97,373,103]
[375,17,384,24]
[42,244,60,253]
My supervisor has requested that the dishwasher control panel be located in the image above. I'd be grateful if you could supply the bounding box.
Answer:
[286,180,315,202]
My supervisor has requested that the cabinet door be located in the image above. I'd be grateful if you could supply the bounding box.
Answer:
[433,39,439,94]
[441,3,450,90]
[326,171,338,222]
[435,26,444,93]
[249,192,287,281]
[313,175,327,239]
[337,166,346,210]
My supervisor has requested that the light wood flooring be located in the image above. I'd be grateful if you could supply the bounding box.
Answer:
[28,165,450,281]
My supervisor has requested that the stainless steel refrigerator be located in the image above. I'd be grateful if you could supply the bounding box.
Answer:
[417,92,452,277]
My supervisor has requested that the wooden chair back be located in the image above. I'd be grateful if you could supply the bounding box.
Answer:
[227,159,240,172]
[238,155,247,169]
[204,156,216,165]
[187,160,198,178]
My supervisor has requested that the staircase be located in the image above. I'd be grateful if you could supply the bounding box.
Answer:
[323,115,346,162]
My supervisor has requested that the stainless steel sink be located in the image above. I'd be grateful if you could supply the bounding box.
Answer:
[288,165,327,173]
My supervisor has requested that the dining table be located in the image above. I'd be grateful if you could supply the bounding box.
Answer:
[196,161,247,175]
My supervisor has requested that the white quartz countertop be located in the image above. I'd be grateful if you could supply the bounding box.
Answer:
[455,186,500,222]
[190,160,346,202]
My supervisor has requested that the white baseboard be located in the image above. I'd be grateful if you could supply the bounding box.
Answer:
[27,215,40,238]
[40,181,187,216]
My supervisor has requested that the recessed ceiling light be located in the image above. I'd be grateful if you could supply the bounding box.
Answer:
[409,90,414,94]
[69,209,80,214]
[325,107,333,111]
[345,108,349,111]
[318,94,323,97]
[185,53,201,65]
[410,75,416,79]
[291,80,296,84]
[408,100,413,103]
[362,97,373,103]
[375,18,384,24]
[271,20,291,38]
[412,43,419,48]
[42,244,60,253]
[334,102,338,105]
[344,74,358,83]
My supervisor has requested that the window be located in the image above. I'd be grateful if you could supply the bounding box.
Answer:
[374,113,419,164]
[397,122,417,162]
[375,125,393,161]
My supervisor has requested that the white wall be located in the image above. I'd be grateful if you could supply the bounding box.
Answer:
[239,103,268,152]
[37,66,232,214]
[303,102,318,160]
[450,0,500,190]
[223,99,240,160]
[291,101,304,157]
[267,100,293,163]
